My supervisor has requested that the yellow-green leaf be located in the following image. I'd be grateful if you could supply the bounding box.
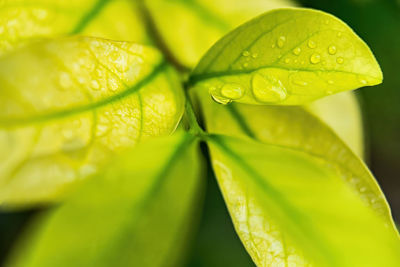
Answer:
[207,134,400,266]
[196,90,390,221]
[0,36,184,207]
[307,91,364,158]
[191,8,382,105]
[7,131,204,267]
[143,0,295,67]
[0,0,150,55]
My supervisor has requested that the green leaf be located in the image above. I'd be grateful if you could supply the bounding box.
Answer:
[0,36,184,207]
[143,0,295,67]
[206,134,400,266]
[190,8,382,105]
[196,90,391,221]
[7,131,204,267]
[306,91,364,158]
[0,0,151,55]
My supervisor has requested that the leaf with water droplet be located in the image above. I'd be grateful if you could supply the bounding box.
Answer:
[0,37,184,207]
[191,8,382,105]
[7,132,205,267]
[195,88,400,266]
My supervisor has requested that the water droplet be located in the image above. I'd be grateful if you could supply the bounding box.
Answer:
[327,80,334,85]
[337,32,342,37]
[271,43,276,48]
[292,47,301,56]
[324,19,330,25]
[294,59,298,63]
[211,94,231,105]
[220,84,244,100]
[251,53,258,59]
[360,187,367,192]
[242,51,250,57]
[308,40,317,49]
[243,62,249,68]
[328,45,337,55]
[284,58,290,64]
[277,36,286,48]
[59,72,72,89]
[336,57,344,64]
[108,78,119,92]
[310,53,321,64]
[251,73,287,103]
[359,78,367,85]
[90,80,100,90]
[293,80,308,86]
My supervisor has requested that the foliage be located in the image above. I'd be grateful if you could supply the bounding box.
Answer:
[0,0,398,266]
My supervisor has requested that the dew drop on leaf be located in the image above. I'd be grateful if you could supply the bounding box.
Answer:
[220,83,244,100]
[90,80,100,90]
[277,36,286,48]
[251,53,258,59]
[211,93,232,105]
[242,50,250,57]
[292,47,301,55]
[310,53,321,64]
[251,73,287,103]
[292,80,308,86]
[308,40,317,49]
[328,45,337,55]
[336,57,344,64]
[59,72,72,89]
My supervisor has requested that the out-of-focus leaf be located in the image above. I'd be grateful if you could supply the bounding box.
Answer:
[206,134,400,266]
[0,0,150,55]
[191,8,382,105]
[7,132,204,267]
[307,91,364,158]
[0,36,184,207]
[143,0,295,67]
[196,90,390,220]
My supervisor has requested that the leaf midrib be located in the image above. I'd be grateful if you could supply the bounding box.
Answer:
[0,60,167,128]
[71,0,111,34]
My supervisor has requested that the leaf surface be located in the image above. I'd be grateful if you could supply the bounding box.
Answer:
[207,134,400,266]
[0,0,150,55]
[7,131,204,267]
[0,37,184,207]
[191,8,382,105]
[143,0,295,67]
[196,91,390,220]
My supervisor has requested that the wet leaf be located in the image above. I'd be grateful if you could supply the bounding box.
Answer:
[191,8,382,105]
[0,36,184,207]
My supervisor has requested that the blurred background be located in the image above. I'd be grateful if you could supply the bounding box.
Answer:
[1,0,399,266]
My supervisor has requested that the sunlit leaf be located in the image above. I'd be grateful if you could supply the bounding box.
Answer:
[206,134,400,266]
[0,0,151,55]
[0,36,184,207]
[191,8,382,105]
[196,90,389,220]
[307,91,364,158]
[7,131,204,267]
[143,0,295,67]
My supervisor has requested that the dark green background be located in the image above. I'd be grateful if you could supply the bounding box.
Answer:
[1,0,399,266]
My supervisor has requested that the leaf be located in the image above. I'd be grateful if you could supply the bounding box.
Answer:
[0,36,184,207]
[206,134,400,266]
[0,0,151,55]
[196,90,391,221]
[190,8,382,105]
[7,131,204,267]
[143,0,295,67]
[306,91,364,158]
